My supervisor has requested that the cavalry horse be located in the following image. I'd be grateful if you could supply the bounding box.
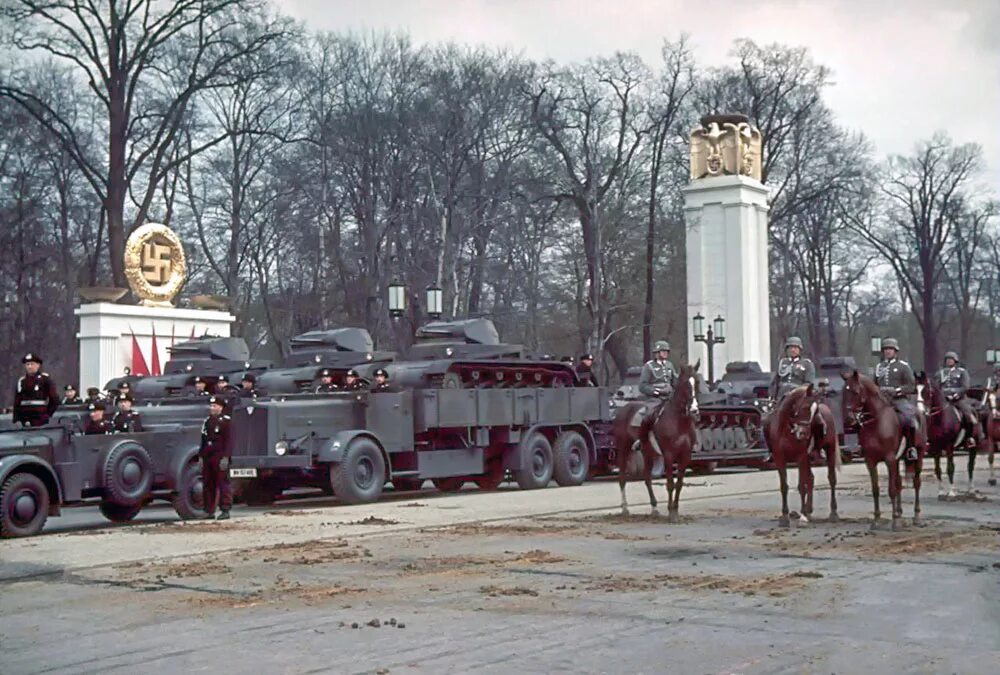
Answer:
[611,363,700,522]
[915,372,981,498]
[980,390,999,487]
[841,370,926,529]
[763,384,841,527]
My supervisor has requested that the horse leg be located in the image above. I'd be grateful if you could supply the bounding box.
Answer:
[827,445,839,522]
[777,461,790,528]
[796,457,811,524]
[645,446,659,516]
[989,439,997,486]
[669,460,686,524]
[913,455,923,526]
[934,453,945,497]
[889,459,902,531]
[946,449,957,498]
[867,459,881,531]
[966,444,977,494]
[664,462,675,522]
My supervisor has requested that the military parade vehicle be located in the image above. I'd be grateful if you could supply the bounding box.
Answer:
[0,422,204,537]
[228,319,604,504]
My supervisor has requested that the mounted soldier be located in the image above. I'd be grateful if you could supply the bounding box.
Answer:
[937,351,977,437]
[638,341,677,400]
[874,338,919,459]
[769,337,816,402]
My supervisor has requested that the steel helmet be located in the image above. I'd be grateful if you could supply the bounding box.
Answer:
[654,341,671,352]
[784,337,803,349]
[881,338,899,350]
[943,351,959,362]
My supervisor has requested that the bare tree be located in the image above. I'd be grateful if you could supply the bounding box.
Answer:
[0,0,287,286]
[944,197,998,358]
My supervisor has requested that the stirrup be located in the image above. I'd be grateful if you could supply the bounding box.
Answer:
[905,447,918,461]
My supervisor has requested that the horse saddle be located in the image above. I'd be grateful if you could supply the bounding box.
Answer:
[629,400,664,429]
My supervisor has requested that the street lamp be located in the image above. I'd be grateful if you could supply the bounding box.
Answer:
[987,348,997,365]
[870,336,882,355]
[425,285,443,320]
[693,313,726,384]
[388,281,406,319]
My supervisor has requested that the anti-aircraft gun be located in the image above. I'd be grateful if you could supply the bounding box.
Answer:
[356,318,577,389]
[253,328,395,395]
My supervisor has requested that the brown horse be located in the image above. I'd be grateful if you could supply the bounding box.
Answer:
[915,372,981,498]
[842,370,925,529]
[764,384,841,527]
[611,363,700,522]
[981,390,999,487]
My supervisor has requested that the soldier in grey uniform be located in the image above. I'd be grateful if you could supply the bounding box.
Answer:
[937,351,977,430]
[874,338,919,458]
[638,341,678,400]
[769,337,816,401]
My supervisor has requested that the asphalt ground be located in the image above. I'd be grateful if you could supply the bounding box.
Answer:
[1,461,998,675]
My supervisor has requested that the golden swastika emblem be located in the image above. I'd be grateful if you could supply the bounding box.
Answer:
[124,223,187,307]
[141,241,173,284]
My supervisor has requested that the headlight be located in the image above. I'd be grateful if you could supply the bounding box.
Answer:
[446,347,454,356]
[332,441,341,449]
[274,441,289,456]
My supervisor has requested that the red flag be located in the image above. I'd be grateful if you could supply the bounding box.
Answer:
[130,330,150,376]
[150,325,161,376]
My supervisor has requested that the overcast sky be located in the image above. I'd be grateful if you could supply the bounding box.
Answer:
[279,0,1000,187]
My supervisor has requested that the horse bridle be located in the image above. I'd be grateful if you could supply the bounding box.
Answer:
[844,385,875,427]
[790,399,818,440]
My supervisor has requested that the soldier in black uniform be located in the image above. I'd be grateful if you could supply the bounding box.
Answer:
[13,352,59,427]
[238,373,259,399]
[83,402,113,435]
[575,353,597,387]
[111,393,144,433]
[874,338,919,458]
[370,368,396,393]
[200,395,233,520]
[193,376,211,397]
[86,387,105,404]
[314,369,339,393]
[638,341,678,399]
[769,337,816,401]
[61,384,82,405]
[343,369,365,391]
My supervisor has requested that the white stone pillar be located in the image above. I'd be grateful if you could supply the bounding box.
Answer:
[684,174,771,375]
[75,303,235,392]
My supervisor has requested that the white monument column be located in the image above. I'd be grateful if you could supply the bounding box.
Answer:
[74,222,235,392]
[684,114,771,375]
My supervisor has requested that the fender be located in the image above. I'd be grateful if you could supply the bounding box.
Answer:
[316,430,385,464]
[0,454,64,505]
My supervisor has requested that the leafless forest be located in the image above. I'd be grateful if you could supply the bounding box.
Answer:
[1,0,997,397]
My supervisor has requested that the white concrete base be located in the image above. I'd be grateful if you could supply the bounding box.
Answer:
[684,175,771,374]
[74,303,235,391]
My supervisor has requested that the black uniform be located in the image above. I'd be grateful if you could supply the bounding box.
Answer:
[238,387,259,400]
[344,379,365,392]
[61,394,82,405]
[200,413,233,516]
[83,418,113,435]
[575,364,596,387]
[314,382,339,393]
[13,372,60,427]
[111,410,144,433]
[371,381,397,393]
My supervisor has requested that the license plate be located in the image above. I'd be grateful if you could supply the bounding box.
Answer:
[229,468,257,478]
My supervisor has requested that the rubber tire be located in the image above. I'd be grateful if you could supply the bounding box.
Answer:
[102,442,153,507]
[239,478,281,507]
[330,438,385,505]
[552,431,590,487]
[690,461,718,476]
[432,477,466,493]
[99,501,142,523]
[392,478,424,492]
[0,472,50,538]
[172,462,204,520]
[514,433,554,490]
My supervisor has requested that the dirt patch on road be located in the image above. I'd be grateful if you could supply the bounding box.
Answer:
[479,584,539,597]
[587,570,822,598]
[130,521,258,535]
[399,549,570,576]
[429,522,580,537]
[507,549,568,565]
[763,525,999,559]
[243,538,363,565]
[347,516,400,526]
[118,559,232,580]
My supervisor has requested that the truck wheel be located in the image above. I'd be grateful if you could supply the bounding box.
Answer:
[172,463,204,520]
[99,501,142,523]
[690,461,718,476]
[103,442,153,507]
[552,431,590,487]
[515,433,554,490]
[1,473,50,538]
[432,477,465,493]
[239,478,281,507]
[330,438,385,504]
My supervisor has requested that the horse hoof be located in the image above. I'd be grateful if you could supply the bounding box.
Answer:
[667,510,679,524]
[912,516,924,527]
[650,507,660,517]
[778,516,790,528]
[891,519,902,532]
[869,520,880,532]
[989,479,997,487]
[798,514,810,525]
[828,512,840,523]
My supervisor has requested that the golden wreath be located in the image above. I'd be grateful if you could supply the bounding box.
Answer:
[123,223,187,307]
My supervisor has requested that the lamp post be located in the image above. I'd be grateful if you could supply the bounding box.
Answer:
[387,280,406,319]
[693,313,726,384]
[987,348,997,365]
[425,285,443,321]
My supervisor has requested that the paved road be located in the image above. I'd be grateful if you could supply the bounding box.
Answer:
[1,463,999,674]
